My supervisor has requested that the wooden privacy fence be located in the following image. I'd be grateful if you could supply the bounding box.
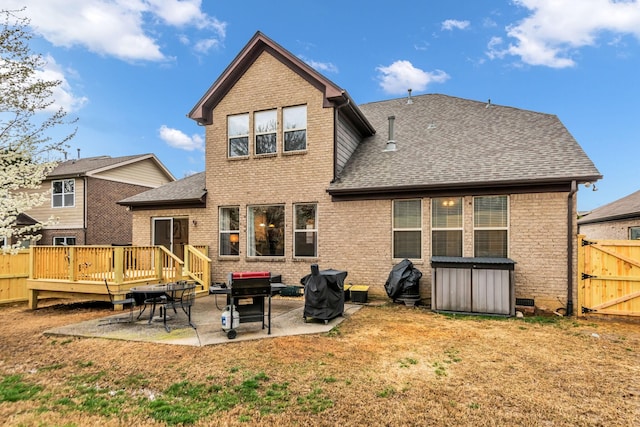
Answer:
[578,235,640,318]
[0,250,30,304]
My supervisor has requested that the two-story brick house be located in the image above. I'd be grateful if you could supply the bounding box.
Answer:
[27,154,174,246]
[120,32,601,313]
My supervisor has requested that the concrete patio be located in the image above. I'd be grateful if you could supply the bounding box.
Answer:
[44,294,363,346]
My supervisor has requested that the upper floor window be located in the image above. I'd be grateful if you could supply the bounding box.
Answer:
[52,179,75,208]
[247,205,284,257]
[393,199,421,259]
[228,113,249,157]
[283,105,307,152]
[255,109,277,155]
[630,227,640,240]
[474,195,508,257]
[294,203,317,257]
[432,197,463,257]
[219,207,240,256]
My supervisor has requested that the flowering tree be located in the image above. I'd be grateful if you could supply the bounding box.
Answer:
[0,9,76,252]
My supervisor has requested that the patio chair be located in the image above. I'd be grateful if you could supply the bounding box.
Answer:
[157,282,196,332]
[101,280,136,324]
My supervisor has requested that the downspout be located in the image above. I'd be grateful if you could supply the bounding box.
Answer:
[566,180,577,316]
[83,176,88,245]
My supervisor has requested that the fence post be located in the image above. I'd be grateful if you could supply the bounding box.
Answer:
[577,234,585,318]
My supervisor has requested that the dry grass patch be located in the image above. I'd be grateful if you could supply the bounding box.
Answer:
[0,300,638,426]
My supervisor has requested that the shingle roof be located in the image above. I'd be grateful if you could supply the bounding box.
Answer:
[578,190,640,224]
[118,172,206,207]
[49,154,173,179]
[328,94,601,195]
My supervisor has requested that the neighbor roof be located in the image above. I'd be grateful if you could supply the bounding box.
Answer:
[48,154,175,180]
[578,189,640,225]
[117,172,206,209]
[328,94,601,197]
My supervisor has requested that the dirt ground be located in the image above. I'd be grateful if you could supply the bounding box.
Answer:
[0,299,638,426]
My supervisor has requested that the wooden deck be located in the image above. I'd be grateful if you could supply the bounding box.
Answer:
[26,245,211,309]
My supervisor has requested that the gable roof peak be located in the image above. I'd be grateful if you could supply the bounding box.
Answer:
[187,31,373,135]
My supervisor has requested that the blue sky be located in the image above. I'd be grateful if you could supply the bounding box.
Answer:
[8,0,640,211]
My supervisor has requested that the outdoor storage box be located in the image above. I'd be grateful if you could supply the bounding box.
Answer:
[431,257,516,316]
[280,285,303,297]
[349,285,369,303]
[343,284,352,301]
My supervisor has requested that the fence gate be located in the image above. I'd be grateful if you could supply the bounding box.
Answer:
[578,235,640,318]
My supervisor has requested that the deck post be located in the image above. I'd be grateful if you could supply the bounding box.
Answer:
[28,289,38,309]
[155,247,163,281]
[113,247,124,284]
[68,247,76,281]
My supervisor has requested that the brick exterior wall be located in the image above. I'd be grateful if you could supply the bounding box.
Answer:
[131,50,579,313]
[40,229,86,245]
[579,218,640,240]
[86,177,152,245]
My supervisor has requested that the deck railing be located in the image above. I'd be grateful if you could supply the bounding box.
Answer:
[184,245,211,288]
[27,245,210,309]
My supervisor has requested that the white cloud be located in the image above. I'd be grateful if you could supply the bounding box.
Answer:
[376,60,449,95]
[442,19,470,31]
[158,125,204,151]
[492,0,640,68]
[38,55,88,113]
[6,0,226,62]
[299,56,339,73]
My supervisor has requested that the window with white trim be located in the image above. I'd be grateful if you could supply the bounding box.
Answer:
[393,199,422,259]
[247,205,284,257]
[474,195,508,257]
[294,203,317,257]
[219,207,239,256]
[52,179,75,207]
[53,236,76,246]
[255,109,277,155]
[283,105,307,152]
[228,113,249,157]
[432,197,463,257]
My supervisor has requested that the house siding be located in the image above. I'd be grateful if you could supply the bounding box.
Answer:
[335,114,362,176]
[26,177,85,229]
[93,158,171,188]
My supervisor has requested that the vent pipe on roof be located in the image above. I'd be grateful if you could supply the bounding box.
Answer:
[407,88,413,104]
[77,148,80,159]
[384,115,397,152]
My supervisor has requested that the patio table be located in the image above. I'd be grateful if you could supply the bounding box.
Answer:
[130,282,196,331]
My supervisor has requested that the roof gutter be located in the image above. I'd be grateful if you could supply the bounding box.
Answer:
[327,177,596,198]
[566,180,578,316]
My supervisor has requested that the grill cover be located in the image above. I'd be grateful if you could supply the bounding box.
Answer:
[384,258,422,299]
[301,267,347,321]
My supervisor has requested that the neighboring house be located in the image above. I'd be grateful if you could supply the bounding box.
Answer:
[27,154,175,246]
[578,190,640,240]
[119,32,601,313]
[2,213,39,248]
